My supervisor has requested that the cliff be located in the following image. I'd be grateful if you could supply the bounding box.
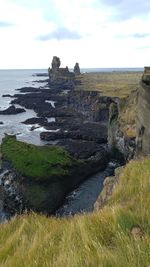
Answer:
[0,67,149,266]
[136,67,150,154]
[108,94,137,161]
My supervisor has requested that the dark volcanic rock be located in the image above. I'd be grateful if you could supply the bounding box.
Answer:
[74,62,81,75]
[48,56,75,85]
[57,139,106,159]
[33,73,48,77]
[16,87,41,92]
[3,94,14,98]
[0,105,26,115]
[40,122,107,143]
[67,90,112,122]
[22,117,48,125]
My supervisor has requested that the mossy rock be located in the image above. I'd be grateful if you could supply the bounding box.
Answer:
[1,135,109,214]
[1,135,78,182]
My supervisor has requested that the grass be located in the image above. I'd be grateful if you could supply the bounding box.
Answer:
[118,91,137,138]
[1,135,76,181]
[0,156,150,266]
[76,72,142,98]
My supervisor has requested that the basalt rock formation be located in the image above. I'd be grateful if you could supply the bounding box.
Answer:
[48,56,75,83]
[108,95,136,161]
[136,67,150,154]
[74,63,80,75]
[0,105,26,115]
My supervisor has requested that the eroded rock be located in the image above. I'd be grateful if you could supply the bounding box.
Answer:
[0,105,26,115]
[74,63,80,75]
[48,56,75,83]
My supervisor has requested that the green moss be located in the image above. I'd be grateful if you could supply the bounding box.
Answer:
[1,135,77,181]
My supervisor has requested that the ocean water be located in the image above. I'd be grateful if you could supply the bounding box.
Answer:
[0,69,49,145]
[0,68,144,145]
[80,67,144,73]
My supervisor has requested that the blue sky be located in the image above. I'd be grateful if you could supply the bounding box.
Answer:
[0,0,150,68]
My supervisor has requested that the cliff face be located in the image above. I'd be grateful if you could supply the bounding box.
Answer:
[136,67,150,154]
[108,93,137,161]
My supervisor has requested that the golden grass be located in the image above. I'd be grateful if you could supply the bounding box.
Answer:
[76,72,142,98]
[0,156,150,267]
[118,91,138,138]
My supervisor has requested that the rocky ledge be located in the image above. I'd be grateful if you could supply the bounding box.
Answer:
[0,105,26,115]
[0,135,109,215]
[4,58,115,163]
[0,57,136,217]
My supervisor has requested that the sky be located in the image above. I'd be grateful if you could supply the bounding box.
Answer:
[0,0,150,69]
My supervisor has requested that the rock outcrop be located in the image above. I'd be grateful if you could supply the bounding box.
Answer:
[94,166,123,210]
[136,67,150,154]
[48,56,75,83]
[74,63,80,75]
[1,135,109,215]
[0,105,26,115]
[108,98,136,161]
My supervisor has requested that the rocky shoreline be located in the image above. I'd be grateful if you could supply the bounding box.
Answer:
[0,57,137,220]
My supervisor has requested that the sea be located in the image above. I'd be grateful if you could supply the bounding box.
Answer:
[0,68,144,146]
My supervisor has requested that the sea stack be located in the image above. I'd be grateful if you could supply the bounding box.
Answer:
[74,62,81,75]
[48,56,75,82]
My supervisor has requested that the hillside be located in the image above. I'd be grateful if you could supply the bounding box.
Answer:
[0,156,149,266]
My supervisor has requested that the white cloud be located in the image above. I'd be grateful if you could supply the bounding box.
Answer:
[0,0,150,68]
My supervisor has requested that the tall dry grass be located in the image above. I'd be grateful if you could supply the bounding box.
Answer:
[0,156,150,266]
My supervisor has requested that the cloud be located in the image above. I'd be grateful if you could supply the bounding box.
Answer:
[132,33,150,38]
[117,32,150,39]
[137,46,150,49]
[101,0,150,20]
[0,21,14,27]
[36,27,82,41]
[116,33,150,39]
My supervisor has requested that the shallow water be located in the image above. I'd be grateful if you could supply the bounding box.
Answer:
[56,163,117,217]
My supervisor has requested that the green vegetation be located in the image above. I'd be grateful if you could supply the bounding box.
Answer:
[0,156,150,266]
[118,91,137,138]
[1,135,76,181]
[76,72,142,98]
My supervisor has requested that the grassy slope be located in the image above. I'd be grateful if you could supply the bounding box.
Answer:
[1,135,77,181]
[76,72,142,98]
[0,156,149,267]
